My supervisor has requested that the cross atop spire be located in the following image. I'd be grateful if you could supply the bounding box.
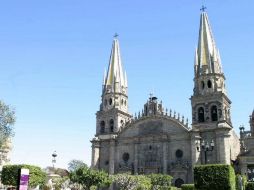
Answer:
[114,33,119,38]
[195,9,223,76]
[200,5,207,12]
[104,36,127,93]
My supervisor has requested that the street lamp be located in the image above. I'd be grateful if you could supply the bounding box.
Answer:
[196,139,215,164]
[52,151,57,169]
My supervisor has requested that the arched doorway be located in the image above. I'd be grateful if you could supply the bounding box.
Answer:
[175,178,184,188]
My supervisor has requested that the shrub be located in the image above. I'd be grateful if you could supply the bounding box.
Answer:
[113,174,151,190]
[1,164,46,188]
[148,174,173,189]
[181,184,195,190]
[246,182,254,190]
[236,174,247,190]
[70,166,111,190]
[194,164,235,190]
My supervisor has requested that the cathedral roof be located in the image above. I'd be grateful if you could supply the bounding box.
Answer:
[104,35,127,89]
[195,9,223,76]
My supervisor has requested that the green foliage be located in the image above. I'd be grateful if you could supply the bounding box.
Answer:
[194,164,235,190]
[181,184,195,190]
[53,176,69,190]
[147,174,172,189]
[1,164,46,188]
[135,175,151,190]
[236,174,247,190]
[68,159,88,172]
[70,166,111,190]
[0,100,15,147]
[113,174,139,190]
[246,182,254,190]
[113,174,152,190]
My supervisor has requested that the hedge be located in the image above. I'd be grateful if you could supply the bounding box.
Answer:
[148,173,173,189]
[181,184,195,190]
[246,182,254,190]
[1,164,46,188]
[194,164,235,190]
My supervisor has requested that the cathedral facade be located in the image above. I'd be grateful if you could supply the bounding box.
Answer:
[91,10,241,186]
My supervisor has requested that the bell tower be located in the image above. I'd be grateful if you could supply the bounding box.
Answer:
[191,9,232,130]
[190,9,238,165]
[96,35,131,136]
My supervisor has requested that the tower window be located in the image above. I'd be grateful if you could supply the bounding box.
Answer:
[207,80,212,88]
[109,98,113,105]
[110,119,114,132]
[100,126,105,133]
[201,81,205,89]
[100,121,105,133]
[121,99,124,105]
[198,107,205,122]
[211,106,218,121]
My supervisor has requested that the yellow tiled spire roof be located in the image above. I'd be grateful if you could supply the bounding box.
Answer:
[196,10,223,75]
[105,36,127,89]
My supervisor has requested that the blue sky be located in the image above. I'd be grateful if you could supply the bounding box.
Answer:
[0,1,253,169]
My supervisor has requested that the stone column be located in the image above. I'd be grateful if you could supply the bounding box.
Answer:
[190,131,201,182]
[134,142,139,174]
[190,131,201,165]
[109,139,116,174]
[215,129,231,164]
[91,138,100,169]
[163,142,168,174]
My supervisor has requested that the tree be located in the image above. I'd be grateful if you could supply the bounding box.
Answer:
[68,159,88,172]
[113,174,152,190]
[0,100,15,147]
[1,164,47,188]
[70,166,111,190]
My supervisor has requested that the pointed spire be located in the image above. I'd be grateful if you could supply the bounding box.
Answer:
[103,68,107,85]
[105,35,127,93]
[196,9,223,76]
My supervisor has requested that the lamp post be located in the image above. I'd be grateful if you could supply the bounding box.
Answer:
[52,151,57,169]
[196,139,215,164]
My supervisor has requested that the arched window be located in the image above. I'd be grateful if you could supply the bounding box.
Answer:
[110,119,114,132]
[109,98,113,105]
[207,80,212,88]
[175,149,183,159]
[100,121,105,133]
[211,105,218,121]
[201,81,205,89]
[122,152,130,162]
[198,107,205,122]
[175,178,184,188]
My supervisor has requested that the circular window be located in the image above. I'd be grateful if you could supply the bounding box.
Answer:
[175,149,183,159]
[122,153,130,162]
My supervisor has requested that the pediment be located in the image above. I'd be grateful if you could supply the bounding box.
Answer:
[117,116,189,139]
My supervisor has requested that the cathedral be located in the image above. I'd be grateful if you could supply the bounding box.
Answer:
[91,9,253,186]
